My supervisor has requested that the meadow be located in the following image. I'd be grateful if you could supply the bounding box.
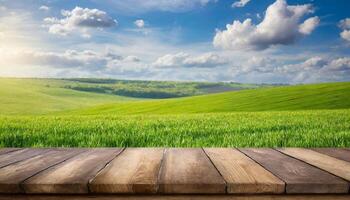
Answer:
[0,78,349,147]
[0,110,349,147]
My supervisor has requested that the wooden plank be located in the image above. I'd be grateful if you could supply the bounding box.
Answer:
[278,148,350,181]
[240,148,349,194]
[90,148,164,194]
[0,148,49,168]
[22,148,123,194]
[158,148,226,194]
[312,148,350,163]
[0,149,84,193]
[1,195,350,200]
[204,148,285,194]
[0,148,21,155]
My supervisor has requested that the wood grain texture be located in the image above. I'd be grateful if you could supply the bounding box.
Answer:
[158,148,226,194]
[278,148,350,181]
[90,148,164,194]
[0,148,21,155]
[204,148,285,194]
[0,149,49,168]
[0,195,350,200]
[312,148,350,162]
[240,148,349,194]
[22,148,123,194]
[0,149,84,193]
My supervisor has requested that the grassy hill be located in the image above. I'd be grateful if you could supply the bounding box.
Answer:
[0,79,349,147]
[0,78,134,115]
[0,78,268,115]
[72,82,350,115]
[62,78,265,98]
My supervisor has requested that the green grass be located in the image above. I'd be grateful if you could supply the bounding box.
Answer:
[0,78,135,115]
[72,82,350,115]
[1,110,349,147]
[0,79,349,147]
[63,78,266,99]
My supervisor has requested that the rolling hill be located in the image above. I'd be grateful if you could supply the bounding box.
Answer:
[72,82,350,115]
[0,78,268,115]
[0,78,134,115]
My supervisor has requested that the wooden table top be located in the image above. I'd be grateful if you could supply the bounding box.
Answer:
[0,148,349,195]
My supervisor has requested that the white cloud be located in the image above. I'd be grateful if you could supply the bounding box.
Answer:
[299,16,320,35]
[0,49,141,72]
[214,0,319,50]
[339,18,350,42]
[339,18,350,30]
[325,57,350,71]
[39,5,50,11]
[0,6,7,11]
[94,0,216,13]
[340,30,350,42]
[232,0,251,8]
[44,7,117,37]
[234,55,350,83]
[301,56,327,69]
[134,19,145,28]
[152,52,227,68]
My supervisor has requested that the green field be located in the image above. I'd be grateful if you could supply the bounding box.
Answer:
[0,78,134,115]
[72,82,350,115]
[0,78,349,147]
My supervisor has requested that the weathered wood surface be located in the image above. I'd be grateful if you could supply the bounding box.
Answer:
[22,148,123,194]
[0,195,350,200]
[278,148,350,181]
[204,148,284,194]
[0,149,50,168]
[0,148,20,155]
[312,148,350,163]
[0,149,84,193]
[239,148,349,194]
[158,148,226,194]
[90,148,164,194]
[0,148,349,195]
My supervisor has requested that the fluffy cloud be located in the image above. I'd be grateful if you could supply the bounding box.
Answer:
[340,30,350,42]
[325,57,350,71]
[214,0,319,50]
[0,49,141,71]
[339,18,350,42]
[301,56,327,69]
[339,18,350,30]
[152,52,227,68]
[39,6,50,11]
[95,0,216,13]
[232,0,251,8]
[44,7,117,37]
[235,56,350,83]
[299,16,320,35]
[134,19,145,28]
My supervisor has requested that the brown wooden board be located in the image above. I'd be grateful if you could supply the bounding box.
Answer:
[312,148,350,163]
[239,148,349,194]
[90,148,164,194]
[278,148,350,182]
[0,148,21,155]
[158,148,226,194]
[22,148,123,194]
[204,148,285,194]
[0,149,49,168]
[0,149,84,193]
[0,195,350,200]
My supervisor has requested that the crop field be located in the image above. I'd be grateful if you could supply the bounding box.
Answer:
[0,78,349,147]
[1,110,349,147]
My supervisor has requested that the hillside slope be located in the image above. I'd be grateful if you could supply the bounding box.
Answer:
[72,82,350,115]
[0,78,134,115]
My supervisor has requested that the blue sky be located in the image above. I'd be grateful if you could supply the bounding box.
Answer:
[0,0,349,83]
